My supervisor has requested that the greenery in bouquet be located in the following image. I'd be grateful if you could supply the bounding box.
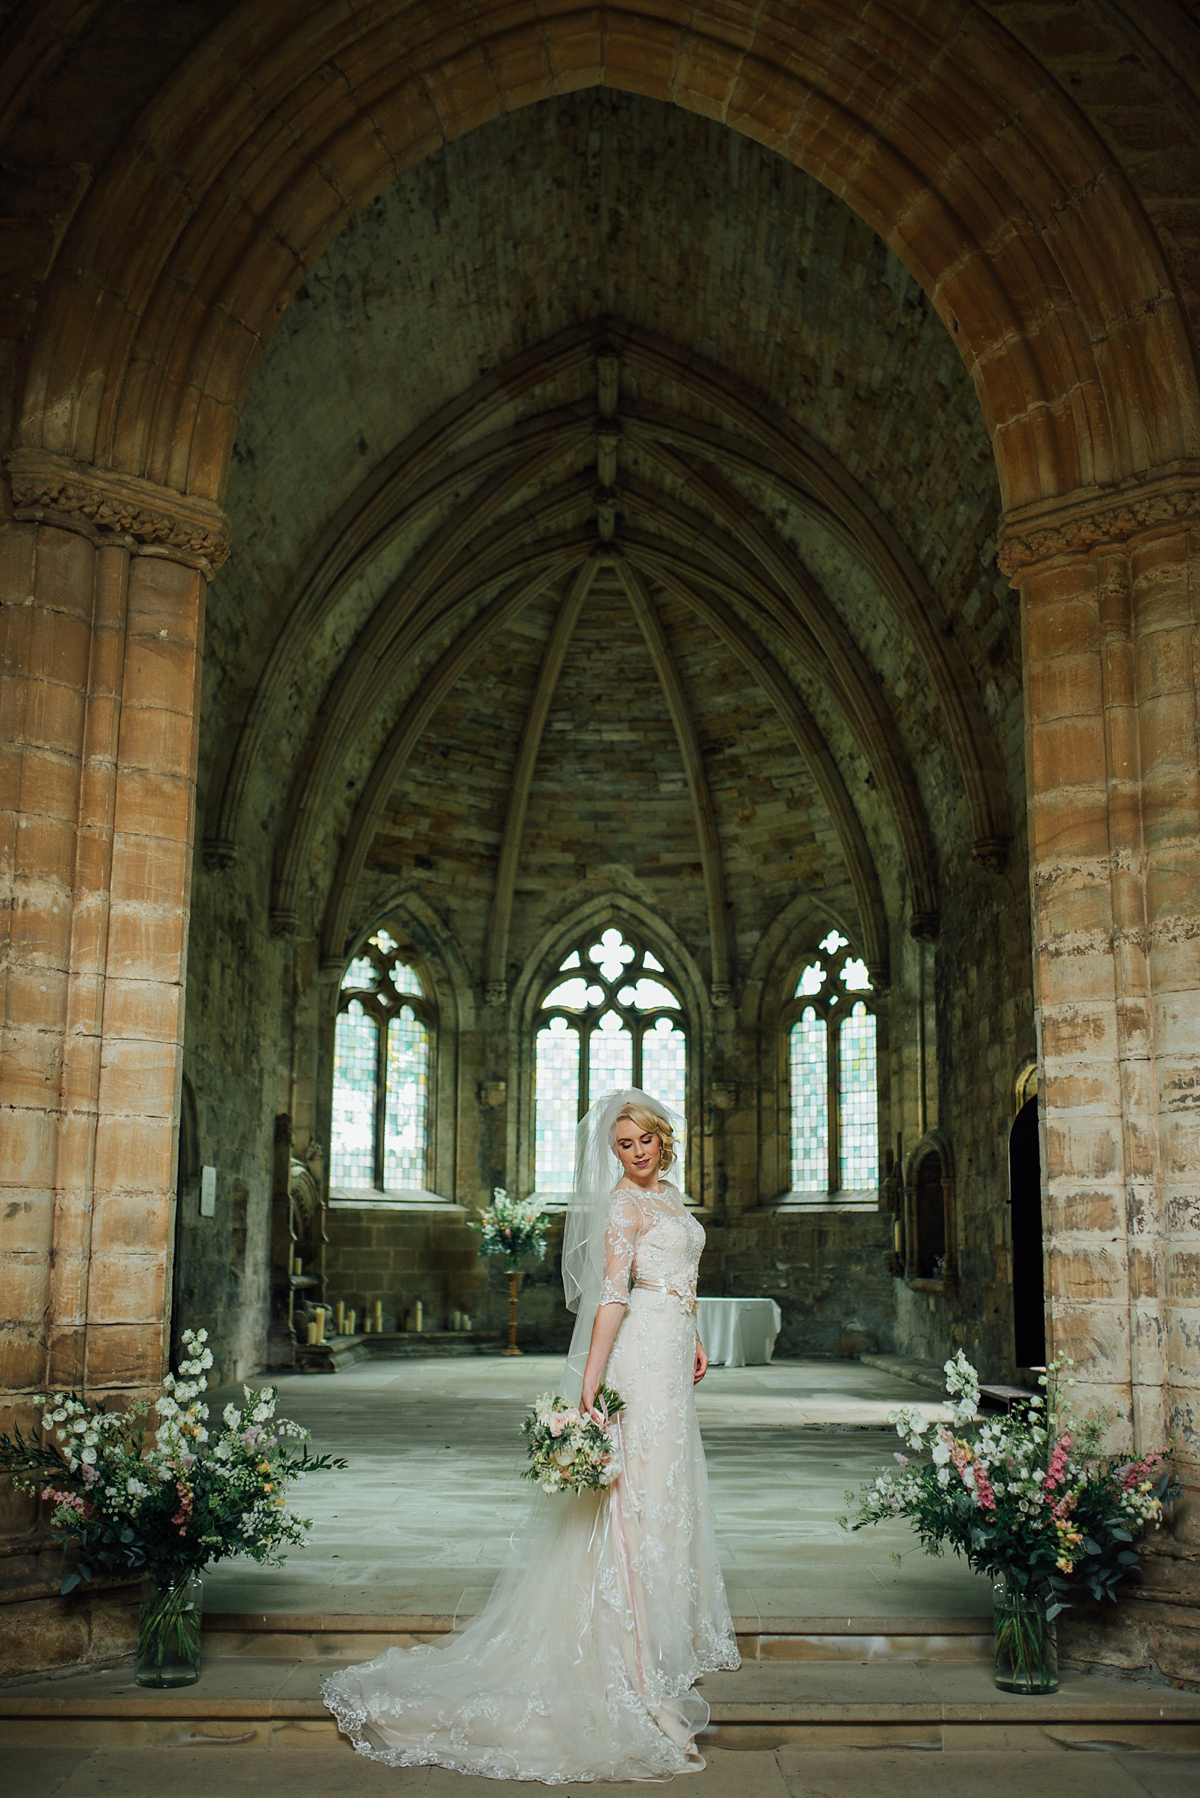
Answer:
[839,1349,1176,1615]
[522,1386,625,1495]
[0,1328,347,1594]
[472,1186,550,1272]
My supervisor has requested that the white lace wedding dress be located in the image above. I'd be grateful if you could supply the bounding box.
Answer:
[322,1180,739,1782]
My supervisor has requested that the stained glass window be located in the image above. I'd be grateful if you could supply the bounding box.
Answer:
[789,1008,828,1192]
[786,939,878,1198]
[589,1009,634,1095]
[330,930,435,1194]
[383,1006,429,1189]
[391,961,424,999]
[839,1002,879,1188]
[331,1002,378,1188]
[533,926,688,1192]
[643,1017,686,1118]
[535,1017,580,1188]
[341,956,376,991]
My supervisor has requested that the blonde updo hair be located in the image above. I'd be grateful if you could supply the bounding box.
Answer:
[612,1101,676,1175]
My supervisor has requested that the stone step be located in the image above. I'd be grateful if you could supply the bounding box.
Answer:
[204,1609,994,1663]
[2,1656,1198,1754]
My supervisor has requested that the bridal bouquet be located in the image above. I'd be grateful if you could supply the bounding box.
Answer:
[522,1386,625,1495]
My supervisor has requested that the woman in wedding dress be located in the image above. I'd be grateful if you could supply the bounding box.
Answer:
[322,1087,739,1782]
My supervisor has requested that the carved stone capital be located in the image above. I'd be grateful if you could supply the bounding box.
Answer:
[202,838,238,872]
[998,462,1200,577]
[972,837,1010,875]
[909,910,940,944]
[6,447,231,569]
[484,981,508,1007]
[710,982,732,1008]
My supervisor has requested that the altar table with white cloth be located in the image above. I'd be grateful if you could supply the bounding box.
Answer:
[695,1297,782,1368]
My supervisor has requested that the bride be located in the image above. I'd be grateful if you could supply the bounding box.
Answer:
[322,1087,739,1782]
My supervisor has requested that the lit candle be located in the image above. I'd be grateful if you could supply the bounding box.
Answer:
[363,1315,372,1334]
[451,1309,462,1332]
[306,1321,317,1345]
[315,1308,326,1343]
[413,1299,423,1333]
[293,1256,303,1277]
[346,1308,356,1335]
[335,1301,345,1334]
[373,1299,383,1333]
[462,1313,471,1333]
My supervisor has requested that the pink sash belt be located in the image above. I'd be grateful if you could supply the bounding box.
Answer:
[633,1278,697,1316]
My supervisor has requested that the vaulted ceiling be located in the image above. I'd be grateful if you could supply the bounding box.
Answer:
[199,89,1024,995]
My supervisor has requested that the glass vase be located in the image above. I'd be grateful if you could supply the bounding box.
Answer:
[992,1571,1058,1694]
[136,1572,203,1687]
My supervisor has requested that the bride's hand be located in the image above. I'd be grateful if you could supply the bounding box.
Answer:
[693,1339,708,1384]
[581,1375,599,1418]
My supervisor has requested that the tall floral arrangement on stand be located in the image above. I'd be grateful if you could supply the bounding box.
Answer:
[0,1329,346,1687]
[839,1350,1176,1693]
[472,1187,550,1356]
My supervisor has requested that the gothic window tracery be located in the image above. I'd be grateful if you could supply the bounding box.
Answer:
[786,929,879,1195]
[331,928,433,1193]
[534,927,687,1191]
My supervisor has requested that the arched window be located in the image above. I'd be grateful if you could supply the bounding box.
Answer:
[785,930,878,1195]
[331,928,433,1192]
[534,927,687,1191]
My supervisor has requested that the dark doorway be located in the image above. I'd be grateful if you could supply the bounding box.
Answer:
[1009,1096,1046,1366]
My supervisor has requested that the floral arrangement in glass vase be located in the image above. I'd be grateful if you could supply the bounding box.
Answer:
[0,1329,346,1688]
[472,1188,551,1356]
[840,1350,1176,1694]
[471,1186,551,1271]
[522,1386,625,1495]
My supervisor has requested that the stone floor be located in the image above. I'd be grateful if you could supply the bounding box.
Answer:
[6,1741,1200,1796]
[8,1357,1199,1795]
[203,1354,989,1621]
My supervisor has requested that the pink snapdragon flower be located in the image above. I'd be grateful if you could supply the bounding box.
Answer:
[1120,1449,1166,1490]
[171,1480,194,1537]
[971,1462,997,1512]
[1043,1433,1071,1494]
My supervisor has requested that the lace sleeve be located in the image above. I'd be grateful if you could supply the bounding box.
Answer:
[598,1189,642,1307]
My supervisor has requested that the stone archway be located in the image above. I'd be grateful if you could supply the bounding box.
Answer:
[3,1,1200,1674]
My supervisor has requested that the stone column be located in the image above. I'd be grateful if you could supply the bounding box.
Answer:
[0,452,226,1671]
[1001,469,1200,1673]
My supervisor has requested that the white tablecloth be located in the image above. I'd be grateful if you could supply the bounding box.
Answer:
[695,1297,782,1368]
